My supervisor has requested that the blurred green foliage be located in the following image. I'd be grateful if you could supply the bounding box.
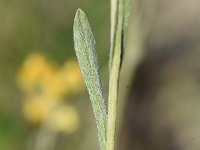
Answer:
[0,0,109,149]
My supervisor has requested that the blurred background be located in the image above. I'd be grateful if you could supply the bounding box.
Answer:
[0,0,109,149]
[1,0,200,150]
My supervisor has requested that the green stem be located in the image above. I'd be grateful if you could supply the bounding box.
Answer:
[33,121,57,150]
[107,54,121,150]
[107,0,124,150]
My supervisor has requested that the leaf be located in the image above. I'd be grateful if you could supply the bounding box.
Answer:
[73,9,107,150]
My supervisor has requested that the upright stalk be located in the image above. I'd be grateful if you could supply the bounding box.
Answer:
[107,0,124,150]
[73,0,131,149]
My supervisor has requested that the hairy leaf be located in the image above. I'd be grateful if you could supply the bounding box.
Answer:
[73,9,107,150]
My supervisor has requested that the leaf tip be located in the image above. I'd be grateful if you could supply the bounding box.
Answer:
[75,8,86,20]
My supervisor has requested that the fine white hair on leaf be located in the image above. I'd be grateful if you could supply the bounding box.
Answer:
[73,9,107,150]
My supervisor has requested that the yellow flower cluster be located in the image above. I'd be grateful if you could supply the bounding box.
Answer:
[17,52,84,133]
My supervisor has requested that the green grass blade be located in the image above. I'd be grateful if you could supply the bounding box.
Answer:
[73,9,107,150]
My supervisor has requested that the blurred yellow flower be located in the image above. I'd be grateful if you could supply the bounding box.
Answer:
[22,96,55,124]
[17,53,56,91]
[17,53,83,134]
[61,59,84,93]
[48,105,80,133]
[44,71,69,99]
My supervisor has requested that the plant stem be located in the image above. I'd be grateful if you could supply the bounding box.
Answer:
[107,0,124,150]
[33,122,57,150]
[107,56,121,150]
